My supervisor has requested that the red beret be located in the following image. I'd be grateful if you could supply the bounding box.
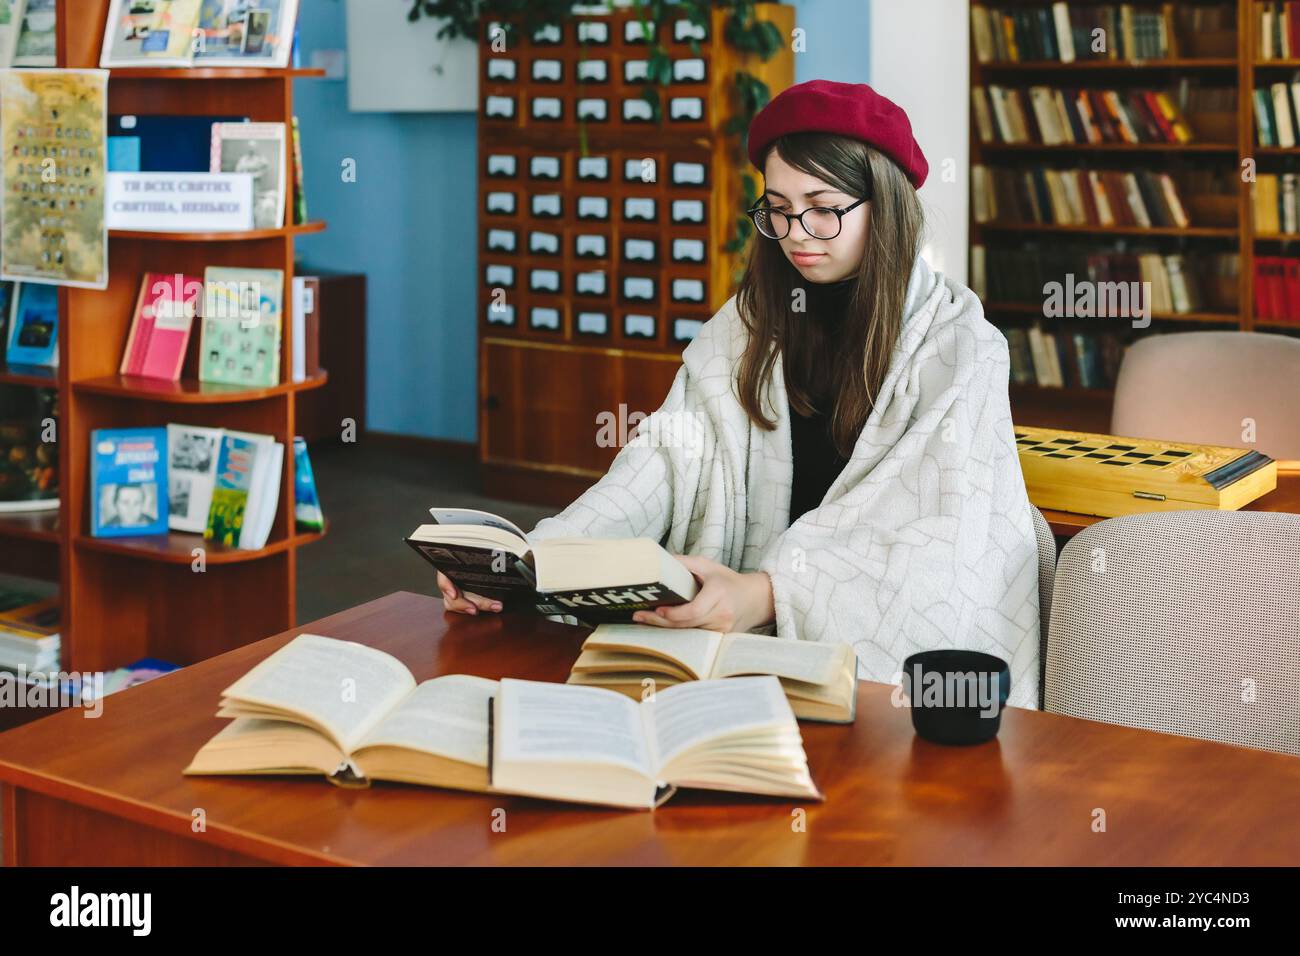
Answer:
[747,80,929,189]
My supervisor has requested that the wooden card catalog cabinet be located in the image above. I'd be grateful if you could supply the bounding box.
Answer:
[477,5,795,497]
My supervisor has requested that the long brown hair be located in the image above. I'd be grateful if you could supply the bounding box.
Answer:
[735,133,924,458]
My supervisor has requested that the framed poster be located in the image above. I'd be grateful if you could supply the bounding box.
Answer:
[0,68,108,289]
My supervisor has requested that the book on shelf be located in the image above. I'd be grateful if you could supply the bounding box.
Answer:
[406,508,699,625]
[567,623,859,723]
[5,282,57,368]
[0,0,24,67]
[1253,255,1300,324]
[120,273,201,381]
[292,436,324,533]
[290,274,319,383]
[290,115,308,225]
[0,596,59,673]
[100,0,204,67]
[1006,323,1129,390]
[98,0,299,69]
[192,0,299,69]
[0,382,57,513]
[11,0,55,67]
[204,429,283,550]
[199,266,284,387]
[210,121,287,230]
[166,423,224,534]
[90,427,169,537]
[184,633,822,810]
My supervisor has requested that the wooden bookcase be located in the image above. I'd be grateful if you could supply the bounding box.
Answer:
[475,4,794,505]
[970,0,1300,433]
[0,1,326,671]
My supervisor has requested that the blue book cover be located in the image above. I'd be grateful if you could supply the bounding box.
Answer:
[293,436,323,532]
[5,283,58,367]
[90,429,169,537]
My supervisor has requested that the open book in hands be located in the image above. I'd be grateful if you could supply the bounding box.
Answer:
[405,508,698,625]
[568,624,859,724]
[184,634,822,810]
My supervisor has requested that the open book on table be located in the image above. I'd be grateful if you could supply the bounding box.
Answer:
[568,623,858,724]
[184,633,822,810]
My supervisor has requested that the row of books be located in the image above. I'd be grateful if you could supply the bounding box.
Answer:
[108,115,308,231]
[1253,80,1300,147]
[971,2,1222,64]
[972,246,1239,317]
[99,0,298,69]
[1258,2,1300,60]
[0,0,56,67]
[1252,173,1300,234]
[120,269,320,388]
[89,426,323,548]
[1253,256,1300,323]
[1005,325,1129,389]
[0,280,57,368]
[0,590,58,674]
[973,165,1195,229]
[972,84,1198,146]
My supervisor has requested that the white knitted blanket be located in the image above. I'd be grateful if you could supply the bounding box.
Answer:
[528,255,1042,708]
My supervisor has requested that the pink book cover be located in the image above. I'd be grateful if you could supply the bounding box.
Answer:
[137,273,202,380]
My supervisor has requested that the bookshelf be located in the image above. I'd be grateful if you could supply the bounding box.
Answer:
[0,1,326,671]
[475,4,795,505]
[969,0,1295,432]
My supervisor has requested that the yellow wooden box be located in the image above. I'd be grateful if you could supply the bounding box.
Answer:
[1014,426,1277,518]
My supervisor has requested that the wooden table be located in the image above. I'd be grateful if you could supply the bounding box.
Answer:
[1042,472,1300,538]
[3,590,1300,866]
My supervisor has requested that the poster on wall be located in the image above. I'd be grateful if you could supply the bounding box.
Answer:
[0,68,108,289]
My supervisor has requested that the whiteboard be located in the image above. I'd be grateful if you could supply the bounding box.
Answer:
[345,0,479,112]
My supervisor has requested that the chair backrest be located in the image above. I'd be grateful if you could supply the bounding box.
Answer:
[1045,511,1300,756]
[1030,504,1056,709]
[1111,331,1300,461]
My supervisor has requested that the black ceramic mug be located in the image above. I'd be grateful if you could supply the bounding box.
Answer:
[901,649,1011,745]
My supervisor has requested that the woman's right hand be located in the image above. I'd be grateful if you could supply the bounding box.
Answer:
[436,571,502,615]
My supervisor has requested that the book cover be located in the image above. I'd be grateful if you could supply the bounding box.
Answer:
[204,431,260,547]
[12,0,55,66]
[291,115,307,225]
[293,436,323,533]
[121,273,202,380]
[167,423,223,533]
[5,282,57,367]
[99,0,203,67]
[90,428,168,537]
[193,0,298,68]
[210,121,286,229]
[199,266,284,386]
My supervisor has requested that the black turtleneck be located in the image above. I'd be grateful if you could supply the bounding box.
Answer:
[786,275,858,524]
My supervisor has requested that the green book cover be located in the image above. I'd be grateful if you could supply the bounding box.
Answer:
[200,267,284,387]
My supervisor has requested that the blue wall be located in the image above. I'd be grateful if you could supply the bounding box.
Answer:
[292,0,868,442]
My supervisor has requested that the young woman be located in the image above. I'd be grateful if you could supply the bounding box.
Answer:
[439,81,1043,708]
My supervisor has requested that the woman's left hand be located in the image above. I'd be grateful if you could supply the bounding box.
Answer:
[632,554,775,633]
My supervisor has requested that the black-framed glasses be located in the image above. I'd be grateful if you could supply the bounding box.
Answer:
[747,196,869,240]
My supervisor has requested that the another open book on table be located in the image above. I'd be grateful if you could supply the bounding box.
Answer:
[405,508,698,625]
[184,634,821,810]
[568,624,859,724]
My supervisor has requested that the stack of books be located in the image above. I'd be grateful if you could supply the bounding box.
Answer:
[973,84,1196,146]
[973,165,1192,229]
